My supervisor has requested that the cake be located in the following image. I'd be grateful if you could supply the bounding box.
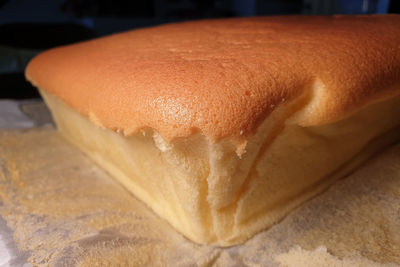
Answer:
[25,15,400,246]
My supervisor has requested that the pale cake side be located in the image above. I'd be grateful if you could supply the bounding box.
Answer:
[40,88,400,246]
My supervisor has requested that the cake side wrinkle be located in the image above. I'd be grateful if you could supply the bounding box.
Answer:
[25,15,400,147]
[205,82,314,211]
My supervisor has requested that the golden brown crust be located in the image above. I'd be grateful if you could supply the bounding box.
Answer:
[25,15,400,144]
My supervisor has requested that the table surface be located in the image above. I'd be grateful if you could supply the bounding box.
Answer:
[0,99,47,267]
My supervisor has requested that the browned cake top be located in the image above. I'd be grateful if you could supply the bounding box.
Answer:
[26,15,400,144]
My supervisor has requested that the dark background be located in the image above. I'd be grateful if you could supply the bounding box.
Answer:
[1,0,399,99]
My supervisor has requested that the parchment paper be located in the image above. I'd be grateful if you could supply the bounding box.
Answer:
[0,126,399,266]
